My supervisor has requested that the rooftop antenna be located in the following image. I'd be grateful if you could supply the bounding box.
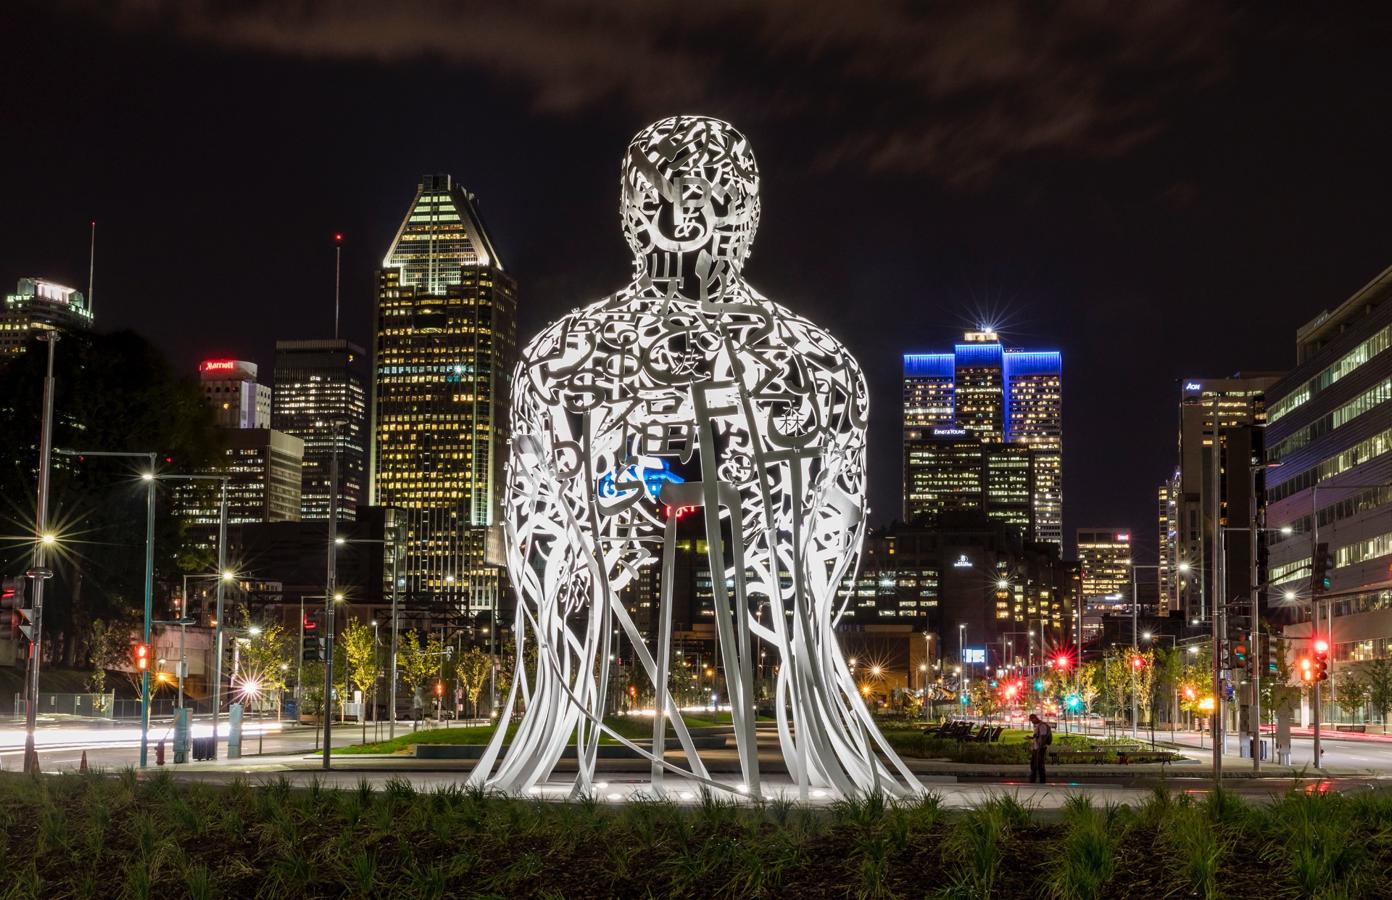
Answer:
[334,232,343,339]
[87,220,96,316]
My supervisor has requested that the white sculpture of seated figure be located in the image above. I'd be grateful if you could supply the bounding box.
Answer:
[468,115,919,799]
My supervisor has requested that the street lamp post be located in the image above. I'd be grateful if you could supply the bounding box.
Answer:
[1127,561,1165,739]
[58,448,158,766]
[160,474,230,756]
[22,332,58,776]
[322,422,340,769]
[335,528,402,738]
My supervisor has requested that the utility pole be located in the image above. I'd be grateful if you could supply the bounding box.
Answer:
[138,454,156,768]
[212,480,229,758]
[1211,389,1223,782]
[389,519,401,740]
[322,421,340,769]
[1309,483,1322,768]
[22,333,58,775]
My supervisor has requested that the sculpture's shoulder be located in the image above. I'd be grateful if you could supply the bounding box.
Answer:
[745,289,865,390]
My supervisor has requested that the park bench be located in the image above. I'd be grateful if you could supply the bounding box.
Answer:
[1047,750,1109,764]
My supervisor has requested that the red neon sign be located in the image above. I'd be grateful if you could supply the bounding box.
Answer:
[200,359,239,373]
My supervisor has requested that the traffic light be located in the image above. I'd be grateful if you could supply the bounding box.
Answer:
[1313,637,1330,682]
[434,681,444,698]
[1054,652,1073,671]
[302,636,324,662]
[0,578,22,637]
[133,643,150,672]
[1313,542,1334,593]
[1130,655,1146,672]
[1299,656,1314,682]
[1065,694,1083,711]
[1033,679,1045,692]
[1232,642,1248,665]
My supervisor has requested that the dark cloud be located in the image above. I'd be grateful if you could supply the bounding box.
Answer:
[66,0,1229,183]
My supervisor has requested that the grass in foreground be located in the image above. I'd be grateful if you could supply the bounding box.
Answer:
[0,770,1390,898]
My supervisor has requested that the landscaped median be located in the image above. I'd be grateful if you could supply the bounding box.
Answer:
[875,719,1184,765]
[2,769,1389,897]
[335,712,754,756]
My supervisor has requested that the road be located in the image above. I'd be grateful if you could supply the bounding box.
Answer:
[0,716,409,773]
[7,718,1392,810]
[1163,727,1392,773]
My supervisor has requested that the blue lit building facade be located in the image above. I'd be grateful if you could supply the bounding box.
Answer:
[903,331,1063,548]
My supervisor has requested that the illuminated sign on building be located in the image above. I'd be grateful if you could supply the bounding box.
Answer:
[1115,533,1130,542]
[963,648,986,664]
[952,554,973,568]
[200,360,239,372]
[1184,382,1202,392]
[932,427,968,436]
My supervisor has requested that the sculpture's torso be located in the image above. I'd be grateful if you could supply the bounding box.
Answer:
[506,282,869,612]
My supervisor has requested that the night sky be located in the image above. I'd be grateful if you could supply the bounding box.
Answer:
[5,3,1392,560]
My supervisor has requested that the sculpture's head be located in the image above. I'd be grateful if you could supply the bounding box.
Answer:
[622,115,760,297]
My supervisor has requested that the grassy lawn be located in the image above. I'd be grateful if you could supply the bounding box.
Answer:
[875,719,1131,764]
[337,715,718,755]
[2,769,1389,898]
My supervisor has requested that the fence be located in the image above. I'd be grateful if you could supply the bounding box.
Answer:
[11,692,116,720]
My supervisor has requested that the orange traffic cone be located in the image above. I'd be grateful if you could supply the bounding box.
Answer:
[79,751,89,774]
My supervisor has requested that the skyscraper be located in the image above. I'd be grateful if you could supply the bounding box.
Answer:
[199,359,271,428]
[272,339,368,521]
[370,174,518,613]
[1077,528,1132,615]
[1167,374,1280,622]
[1,277,93,355]
[902,330,1062,546]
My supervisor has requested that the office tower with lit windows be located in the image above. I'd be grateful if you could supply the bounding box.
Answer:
[370,174,518,613]
[1157,474,1180,616]
[1266,263,1392,668]
[903,429,985,523]
[181,429,305,534]
[1077,528,1132,615]
[272,339,368,521]
[1168,373,1280,623]
[902,330,1062,547]
[1,277,93,355]
[199,359,271,428]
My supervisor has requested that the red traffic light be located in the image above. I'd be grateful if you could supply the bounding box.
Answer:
[433,681,444,697]
[133,643,150,671]
[1054,653,1072,670]
[1131,655,1146,671]
[1313,637,1330,656]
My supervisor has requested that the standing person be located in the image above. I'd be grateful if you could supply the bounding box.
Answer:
[1029,713,1052,783]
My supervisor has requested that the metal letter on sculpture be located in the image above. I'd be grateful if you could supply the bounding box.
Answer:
[469,116,920,799]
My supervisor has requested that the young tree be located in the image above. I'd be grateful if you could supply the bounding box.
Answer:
[455,647,492,718]
[1339,668,1371,723]
[1075,660,1102,715]
[84,618,134,702]
[397,630,445,713]
[341,620,380,710]
[237,623,292,705]
[968,680,1001,721]
[1364,657,1392,732]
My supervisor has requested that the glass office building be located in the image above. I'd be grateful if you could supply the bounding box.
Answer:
[370,175,518,613]
[903,331,1062,547]
[272,339,367,521]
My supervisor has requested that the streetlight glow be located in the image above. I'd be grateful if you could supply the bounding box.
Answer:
[40,533,56,544]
